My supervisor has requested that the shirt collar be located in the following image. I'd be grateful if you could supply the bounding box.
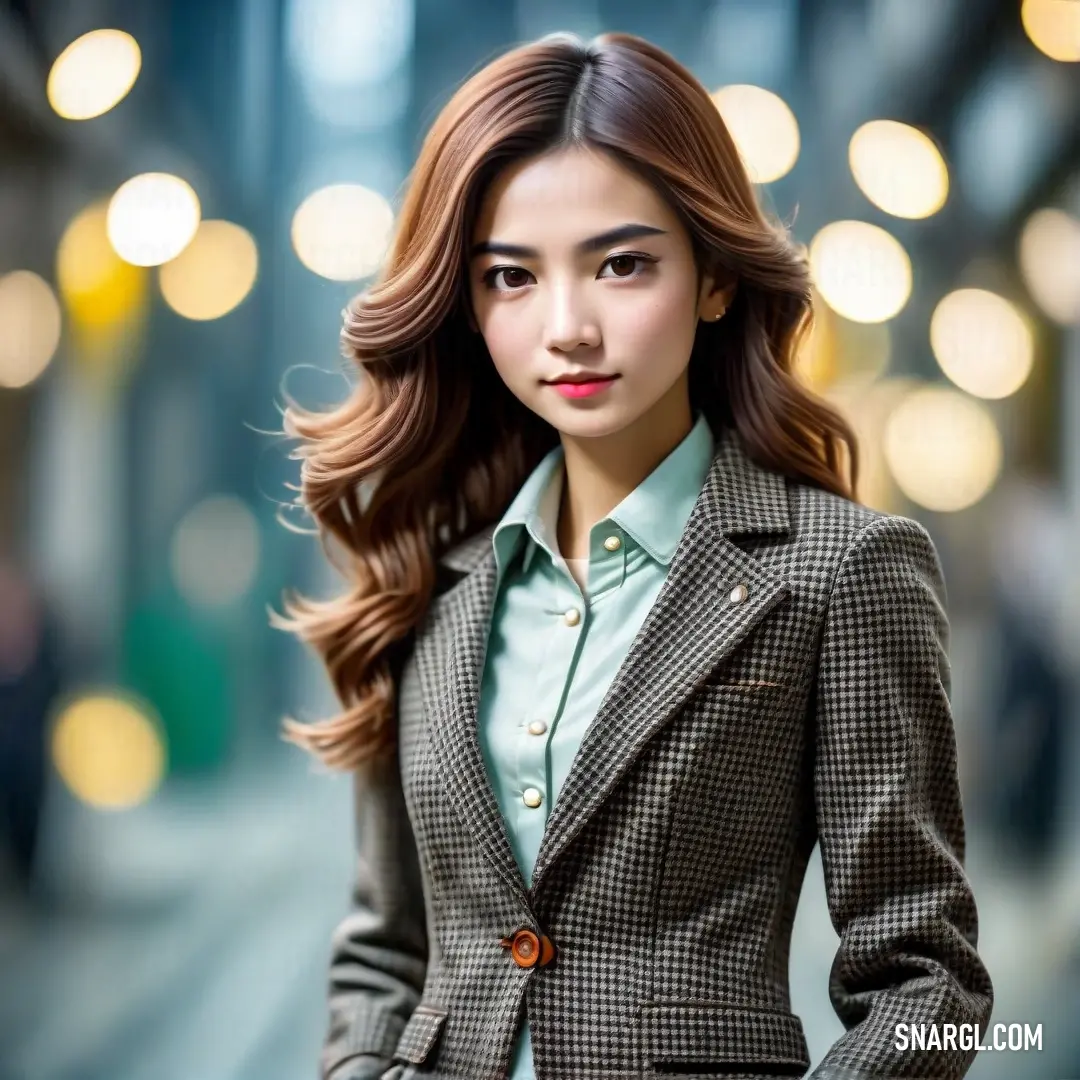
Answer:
[492,412,715,585]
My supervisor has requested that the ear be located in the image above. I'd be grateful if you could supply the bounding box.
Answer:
[697,271,738,324]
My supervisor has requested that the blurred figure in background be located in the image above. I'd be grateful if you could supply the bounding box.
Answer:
[0,559,62,894]
[986,473,1072,875]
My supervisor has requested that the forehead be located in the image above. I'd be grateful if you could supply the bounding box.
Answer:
[472,145,678,242]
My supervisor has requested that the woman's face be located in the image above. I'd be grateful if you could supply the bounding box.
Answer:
[468,145,731,444]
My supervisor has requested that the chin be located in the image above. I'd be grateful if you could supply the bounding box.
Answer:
[544,405,641,441]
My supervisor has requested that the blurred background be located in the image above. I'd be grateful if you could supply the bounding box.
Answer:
[0,1,1078,1078]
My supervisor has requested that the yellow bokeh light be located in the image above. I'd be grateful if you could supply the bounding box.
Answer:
[58,200,147,326]
[0,271,63,389]
[51,694,165,810]
[711,84,800,184]
[796,292,892,391]
[47,29,142,120]
[823,376,920,513]
[849,120,949,219]
[1018,207,1080,325]
[107,173,201,267]
[884,386,1002,512]
[930,288,1034,399]
[56,200,149,382]
[159,220,258,320]
[1022,0,1080,62]
[809,220,912,323]
[290,183,394,281]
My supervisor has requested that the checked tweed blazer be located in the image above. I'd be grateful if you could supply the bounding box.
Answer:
[320,425,994,1080]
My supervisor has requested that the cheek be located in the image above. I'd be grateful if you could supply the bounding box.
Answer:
[476,306,528,373]
[611,280,697,356]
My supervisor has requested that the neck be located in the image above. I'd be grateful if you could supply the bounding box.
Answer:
[555,383,694,560]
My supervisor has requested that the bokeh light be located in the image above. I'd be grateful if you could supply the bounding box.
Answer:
[46,28,142,120]
[58,201,147,327]
[930,288,1034,399]
[51,693,166,810]
[170,495,261,608]
[0,270,63,389]
[711,84,800,184]
[823,376,919,513]
[884,386,1002,511]
[809,220,912,323]
[107,173,202,267]
[796,291,892,391]
[56,199,150,381]
[159,220,259,320]
[1018,207,1080,325]
[1022,0,1080,62]
[848,120,949,219]
[290,183,394,280]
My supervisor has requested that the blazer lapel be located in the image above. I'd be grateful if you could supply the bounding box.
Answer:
[413,526,531,903]
[414,427,792,903]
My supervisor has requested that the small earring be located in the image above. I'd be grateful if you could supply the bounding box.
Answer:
[713,308,725,320]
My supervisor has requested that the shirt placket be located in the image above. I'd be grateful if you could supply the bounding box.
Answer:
[513,560,588,885]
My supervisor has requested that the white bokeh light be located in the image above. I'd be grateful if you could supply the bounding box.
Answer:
[848,120,949,219]
[170,495,260,608]
[47,29,142,120]
[930,288,1034,399]
[1018,208,1080,325]
[0,271,63,388]
[107,173,201,267]
[884,386,1002,512]
[291,183,394,281]
[809,221,912,323]
[711,84,800,184]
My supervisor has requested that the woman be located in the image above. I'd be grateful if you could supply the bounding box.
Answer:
[275,31,993,1080]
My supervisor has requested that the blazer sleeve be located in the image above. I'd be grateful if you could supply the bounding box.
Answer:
[808,514,994,1080]
[320,750,429,1080]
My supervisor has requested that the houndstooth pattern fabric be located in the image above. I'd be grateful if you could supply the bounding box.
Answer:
[320,425,993,1080]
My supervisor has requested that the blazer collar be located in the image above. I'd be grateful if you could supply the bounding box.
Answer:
[438,424,790,575]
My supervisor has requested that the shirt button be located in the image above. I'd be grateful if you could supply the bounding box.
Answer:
[729,583,749,604]
[603,535,621,552]
[522,787,543,808]
[563,607,581,626]
[527,720,548,736]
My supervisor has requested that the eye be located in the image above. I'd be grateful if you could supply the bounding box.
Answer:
[482,266,535,291]
[598,252,656,279]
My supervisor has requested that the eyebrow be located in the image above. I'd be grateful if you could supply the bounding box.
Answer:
[469,223,668,260]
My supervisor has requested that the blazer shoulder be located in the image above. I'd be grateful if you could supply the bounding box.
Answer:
[787,479,883,548]
[786,481,943,589]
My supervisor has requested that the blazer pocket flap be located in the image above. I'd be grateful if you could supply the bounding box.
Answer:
[391,1005,448,1065]
[643,1002,809,1067]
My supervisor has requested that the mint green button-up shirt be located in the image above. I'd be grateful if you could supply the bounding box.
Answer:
[477,411,715,1080]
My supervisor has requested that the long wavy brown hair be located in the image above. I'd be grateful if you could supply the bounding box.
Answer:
[273,31,858,770]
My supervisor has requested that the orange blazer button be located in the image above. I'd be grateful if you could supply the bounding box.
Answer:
[500,929,557,968]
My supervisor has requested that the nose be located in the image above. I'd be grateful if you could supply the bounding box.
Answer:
[543,281,601,353]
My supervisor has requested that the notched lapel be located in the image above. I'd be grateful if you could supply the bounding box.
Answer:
[413,532,530,903]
